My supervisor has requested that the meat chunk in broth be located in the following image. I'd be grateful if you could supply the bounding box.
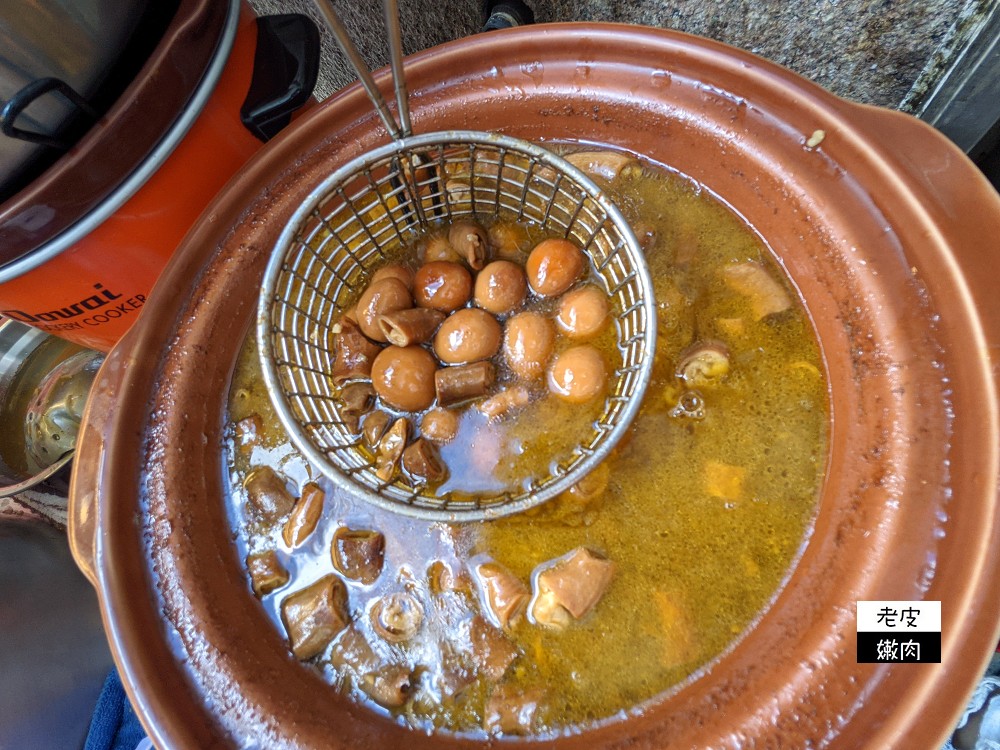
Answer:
[282,482,325,548]
[484,685,546,736]
[402,438,447,484]
[530,547,614,630]
[281,575,350,660]
[330,626,414,707]
[332,528,386,584]
[469,615,519,681]
[243,466,294,523]
[331,319,382,384]
[473,560,530,629]
[370,592,424,643]
[246,550,288,597]
[233,413,261,453]
[720,262,792,321]
[359,664,415,708]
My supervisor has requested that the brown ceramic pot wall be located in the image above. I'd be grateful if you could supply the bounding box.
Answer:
[70,24,1000,750]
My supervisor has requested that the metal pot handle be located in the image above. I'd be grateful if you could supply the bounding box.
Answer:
[240,14,320,142]
[0,77,98,150]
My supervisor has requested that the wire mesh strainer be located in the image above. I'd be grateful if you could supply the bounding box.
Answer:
[258,0,656,521]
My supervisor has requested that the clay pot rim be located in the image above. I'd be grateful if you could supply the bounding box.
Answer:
[71,22,1000,750]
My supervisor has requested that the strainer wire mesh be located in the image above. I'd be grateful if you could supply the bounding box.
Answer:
[259,131,655,521]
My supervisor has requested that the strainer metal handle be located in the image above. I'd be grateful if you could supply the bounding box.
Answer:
[311,0,411,140]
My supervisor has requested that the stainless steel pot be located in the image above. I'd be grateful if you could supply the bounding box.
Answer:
[0,0,152,198]
[0,318,98,497]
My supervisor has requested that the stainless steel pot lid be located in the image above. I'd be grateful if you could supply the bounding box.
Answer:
[0,0,158,200]
[0,0,238,270]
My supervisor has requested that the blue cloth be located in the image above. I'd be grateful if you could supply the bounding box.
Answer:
[84,670,148,750]
[944,654,1000,750]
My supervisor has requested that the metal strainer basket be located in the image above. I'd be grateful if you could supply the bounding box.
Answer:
[257,0,656,521]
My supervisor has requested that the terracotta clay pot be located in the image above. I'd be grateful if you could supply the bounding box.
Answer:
[70,24,1000,749]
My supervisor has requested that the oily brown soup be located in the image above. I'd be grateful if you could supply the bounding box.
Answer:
[225,152,828,737]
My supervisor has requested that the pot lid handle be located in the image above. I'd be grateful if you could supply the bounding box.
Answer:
[1,77,98,150]
[240,14,321,142]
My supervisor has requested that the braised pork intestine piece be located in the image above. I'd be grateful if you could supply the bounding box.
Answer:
[402,438,447,484]
[331,319,382,384]
[448,219,489,269]
[329,624,377,670]
[339,381,375,433]
[542,462,610,525]
[435,612,520,698]
[233,413,261,453]
[473,560,530,629]
[377,307,446,347]
[477,385,531,420]
[281,574,350,660]
[564,462,609,505]
[246,550,289,597]
[438,642,478,699]
[356,277,413,342]
[359,664,414,708]
[370,592,424,643]
[564,150,640,182]
[487,220,531,260]
[243,466,295,522]
[282,482,324,548]
[434,361,495,406]
[529,547,615,630]
[361,410,391,449]
[330,626,413,707]
[427,559,472,595]
[331,527,385,584]
[374,417,410,482]
[676,341,731,388]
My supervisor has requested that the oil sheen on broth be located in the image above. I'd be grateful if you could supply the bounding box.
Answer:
[226,153,828,737]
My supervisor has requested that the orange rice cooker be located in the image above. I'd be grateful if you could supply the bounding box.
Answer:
[0,0,318,352]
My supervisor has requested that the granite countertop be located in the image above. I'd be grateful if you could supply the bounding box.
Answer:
[248,0,994,110]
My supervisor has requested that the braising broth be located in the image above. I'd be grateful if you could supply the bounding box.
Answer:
[226,151,828,737]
